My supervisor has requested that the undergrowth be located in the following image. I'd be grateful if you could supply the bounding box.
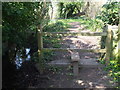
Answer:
[57,16,104,32]
[99,55,120,89]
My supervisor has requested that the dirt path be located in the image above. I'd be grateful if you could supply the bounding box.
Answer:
[35,67,115,88]
[33,22,116,88]
[48,22,101,66]
[41,22,116,88]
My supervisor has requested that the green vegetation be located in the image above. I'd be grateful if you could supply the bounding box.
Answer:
[58,2,85,18]
[42,21,68,62]
[97,2,119,25]
[48,66,62,72]
[43,21,68,32]
[2,2,51,88]
[2,2,50,62]
[97,2,119,88]
[57,16,104,32]
[2,1,120,88]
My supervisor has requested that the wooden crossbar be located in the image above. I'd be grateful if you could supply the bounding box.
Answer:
[42,48,106,53]
[36,24,117,73]
[42,32,107,36]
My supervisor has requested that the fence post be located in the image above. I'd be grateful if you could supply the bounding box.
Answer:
[100,25,107,61]
[105,25,113,65]
[101,25,108,49]
[37,25,44,74]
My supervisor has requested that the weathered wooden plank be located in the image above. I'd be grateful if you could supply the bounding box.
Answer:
[70,44,80,62]
[42,48,106,53]
[117,24,120,61]
[71,52,80,62]
[37,27,44,74]
[38,31,43,50]
[42,32,107,36]
[105,25,113,65]
[73,62,79,76]
[70,44,79,77]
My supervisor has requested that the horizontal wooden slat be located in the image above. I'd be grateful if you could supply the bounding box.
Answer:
[42,48,106,53]
[42,32,107,36]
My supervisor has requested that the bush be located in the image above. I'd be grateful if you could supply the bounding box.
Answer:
[97,2,119,25]
[2,2,50,59]
[58,2,85,18]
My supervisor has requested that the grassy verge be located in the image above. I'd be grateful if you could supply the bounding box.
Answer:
[57,16,104,32]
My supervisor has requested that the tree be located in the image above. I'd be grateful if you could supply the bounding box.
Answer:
[58,2,85,18]
[98,1,119,25]
[2,2,50,70]
[2,2,50,88]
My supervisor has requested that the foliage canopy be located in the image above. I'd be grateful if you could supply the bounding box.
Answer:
[98,2,119,25]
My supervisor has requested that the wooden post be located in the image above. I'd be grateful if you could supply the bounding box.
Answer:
[100,25,108,60]
[37,25,44,74]
[105,25,113,65]
[101,25,107,49]
[70,45,79,77]
[36,1,46,74]
[71,51,80,77]
[73,61,79,77]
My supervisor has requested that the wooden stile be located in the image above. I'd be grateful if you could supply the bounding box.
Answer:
[37,24,116,74]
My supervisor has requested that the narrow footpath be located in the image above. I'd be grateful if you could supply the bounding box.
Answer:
[35,22,116,88]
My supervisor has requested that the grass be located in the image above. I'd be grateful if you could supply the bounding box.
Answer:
[56,16,104,32]
[106,59,120,89]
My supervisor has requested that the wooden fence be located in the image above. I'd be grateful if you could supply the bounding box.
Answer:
[37,24,118,73]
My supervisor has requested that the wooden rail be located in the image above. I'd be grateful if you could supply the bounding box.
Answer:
[37,24,116,71]
[42,31,107,36]
[37,27,44,74]
[42,48,106,53]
